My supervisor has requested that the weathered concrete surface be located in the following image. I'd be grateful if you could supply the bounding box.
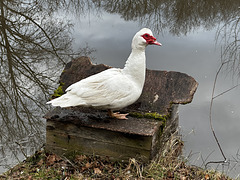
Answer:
[45,56,198,162]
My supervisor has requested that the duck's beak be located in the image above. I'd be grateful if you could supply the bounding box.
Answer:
[148,36,162,46]
[151,40,162,46]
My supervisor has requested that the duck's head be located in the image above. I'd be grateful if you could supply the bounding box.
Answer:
[132,28,162,50]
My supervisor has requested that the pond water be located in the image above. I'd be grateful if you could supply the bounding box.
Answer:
[70,3,240,177]
[0,0,240,178]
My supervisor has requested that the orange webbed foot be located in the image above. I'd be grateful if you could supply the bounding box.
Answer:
[108,110,129,120]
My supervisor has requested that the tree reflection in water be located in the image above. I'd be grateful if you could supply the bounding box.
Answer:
[0,0,95,170]
[216,14,240,75]
[94,0,239,35]
[0,0,239,174]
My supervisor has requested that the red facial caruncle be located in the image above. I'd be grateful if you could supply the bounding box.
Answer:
[141,33,162,46]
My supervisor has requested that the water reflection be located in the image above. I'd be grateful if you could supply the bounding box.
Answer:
[0,0,93,171]
[93,0,239,35]
[216,14,240,76]
[0,0,239,177]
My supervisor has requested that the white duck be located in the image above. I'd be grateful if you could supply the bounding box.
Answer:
[47,28,161,119]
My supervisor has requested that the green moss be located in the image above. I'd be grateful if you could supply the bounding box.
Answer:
[145,112,167,121]
[51,82,65,98]
[159,118,166,136]
[129,112,169,121]
[129,112,169,137]
[129,112,145,118]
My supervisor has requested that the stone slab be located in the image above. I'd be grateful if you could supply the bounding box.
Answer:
[57,56,198,115]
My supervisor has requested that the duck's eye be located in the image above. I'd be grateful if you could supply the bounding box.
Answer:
[141,33,151,39]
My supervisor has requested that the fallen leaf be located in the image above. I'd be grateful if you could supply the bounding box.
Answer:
[85,162,92,169]
[75,155,87,162]
[47,154,61,165]
[94,167,102,175]
[180,176,187,180]
[205,174,210,180]
[47,155,56,165]
[167,170,174,178]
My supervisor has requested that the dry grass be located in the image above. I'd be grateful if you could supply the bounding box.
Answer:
[0,133,233,179]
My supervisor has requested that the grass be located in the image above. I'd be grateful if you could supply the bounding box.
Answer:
[0,133,233,180]
[0,151,232,180]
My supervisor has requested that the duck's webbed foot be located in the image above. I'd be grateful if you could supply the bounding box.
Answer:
[108,110,128,120]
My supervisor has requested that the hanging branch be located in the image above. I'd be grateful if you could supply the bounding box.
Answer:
[206,55,240,167]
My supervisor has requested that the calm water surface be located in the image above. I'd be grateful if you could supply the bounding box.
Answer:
[72,11,240,177]
[0,0,239,178]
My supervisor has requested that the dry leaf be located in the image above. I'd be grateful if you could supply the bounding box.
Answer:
[47,154,61,165]
[94,168,102,174]
[205,174,210,180]
[167,170,174,178]
[75,155,87,162]
[180,176,187,180]
[47,155,56,165]
[85,162,92,169]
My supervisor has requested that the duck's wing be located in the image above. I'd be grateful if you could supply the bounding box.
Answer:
[47,68,134,108]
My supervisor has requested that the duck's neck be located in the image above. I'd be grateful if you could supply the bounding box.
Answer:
[123,48,146,89]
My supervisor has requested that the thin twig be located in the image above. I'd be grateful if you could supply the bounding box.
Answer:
[213,84,240,99]
[206,49,240,166]
[206,50,227,167]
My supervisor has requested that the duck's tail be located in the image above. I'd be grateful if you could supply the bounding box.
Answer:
[46,93,86,107]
